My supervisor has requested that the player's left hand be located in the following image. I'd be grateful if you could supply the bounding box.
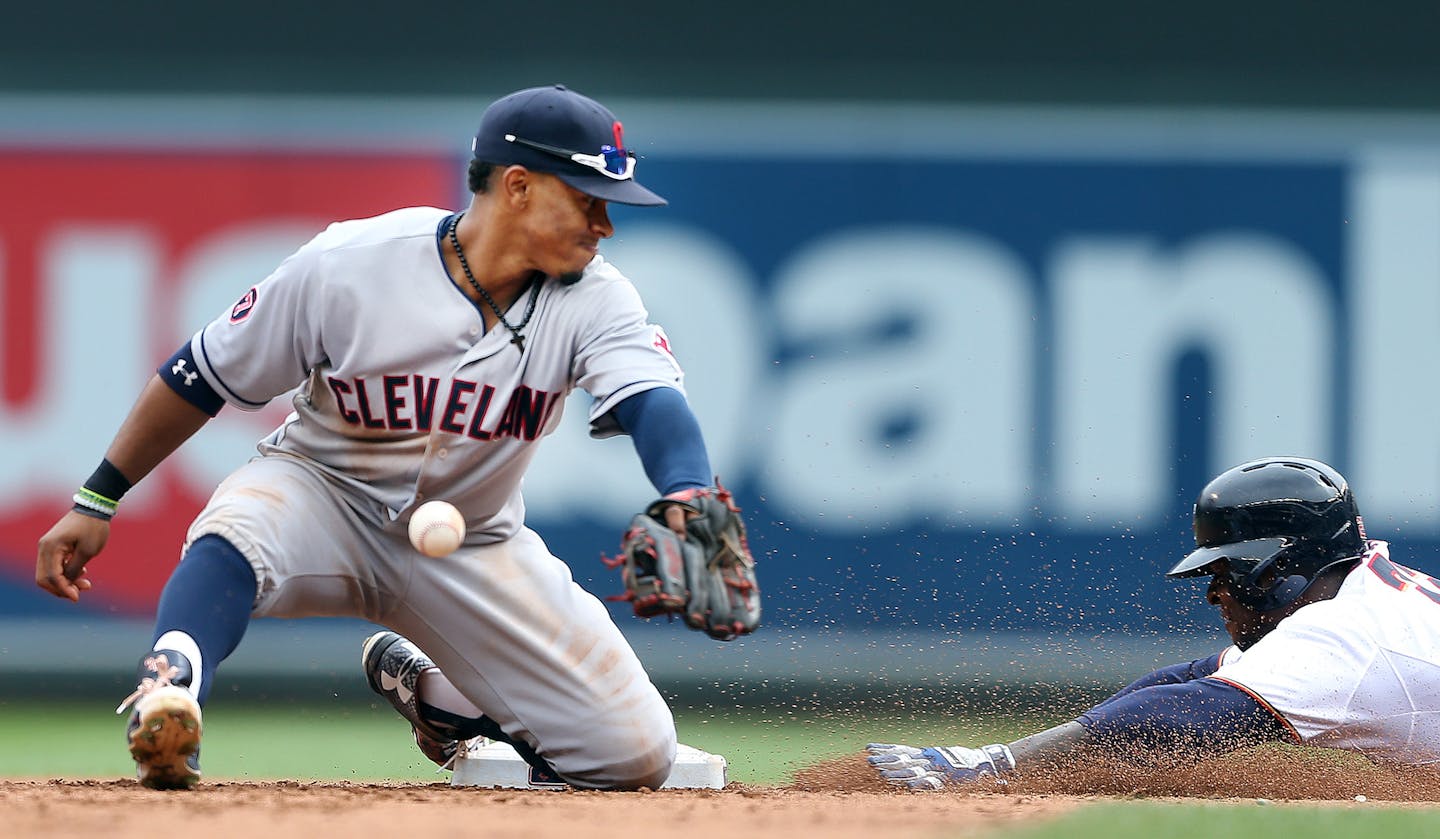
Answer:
[865,743,1016,791]
[604,481,761,641]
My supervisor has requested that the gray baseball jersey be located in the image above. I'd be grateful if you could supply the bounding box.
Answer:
[182,206,686,785]
[189,206,685,538]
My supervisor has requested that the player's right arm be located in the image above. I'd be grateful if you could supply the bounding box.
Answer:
[36,223,338,605]
[38,229,328,603]
[36,364,221,602]
[867,654,1289,789]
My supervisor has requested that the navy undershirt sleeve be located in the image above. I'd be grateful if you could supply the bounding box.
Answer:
[1078,675,1292,760]
[158,342,225,417]
[611,387,712,496]
[1090,653,1225,711]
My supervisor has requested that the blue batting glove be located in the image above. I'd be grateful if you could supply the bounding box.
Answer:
[865,743,1016,791]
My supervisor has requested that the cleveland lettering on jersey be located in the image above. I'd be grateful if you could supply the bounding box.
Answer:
[326,375,557,441]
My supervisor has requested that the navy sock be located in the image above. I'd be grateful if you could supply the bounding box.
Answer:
[149,534,257,706]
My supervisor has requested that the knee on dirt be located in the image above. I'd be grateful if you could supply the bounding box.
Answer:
[557,727,678,791]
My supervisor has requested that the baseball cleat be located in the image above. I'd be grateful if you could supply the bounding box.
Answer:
[118,650,202,790]
[362,630,458,768]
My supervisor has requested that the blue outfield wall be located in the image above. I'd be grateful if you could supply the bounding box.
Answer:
[2,98,1439,647]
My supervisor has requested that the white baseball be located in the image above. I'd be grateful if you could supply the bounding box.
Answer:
[408,500,466,557]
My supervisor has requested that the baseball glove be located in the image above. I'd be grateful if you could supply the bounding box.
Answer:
[603,482,761,641]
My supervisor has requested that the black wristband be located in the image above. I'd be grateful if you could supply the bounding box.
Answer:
[72,458,134,520]
[85,459,133,501]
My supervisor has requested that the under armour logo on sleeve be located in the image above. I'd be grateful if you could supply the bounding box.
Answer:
[171,359,199,387]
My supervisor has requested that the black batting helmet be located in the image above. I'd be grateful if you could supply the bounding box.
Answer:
[1165,456,1367,612]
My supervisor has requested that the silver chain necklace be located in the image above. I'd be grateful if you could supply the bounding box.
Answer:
[447,213,541,354]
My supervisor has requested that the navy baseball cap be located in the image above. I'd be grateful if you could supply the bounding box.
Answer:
[470,84,666,207]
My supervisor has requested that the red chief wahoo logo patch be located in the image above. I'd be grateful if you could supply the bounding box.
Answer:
[230,287,258,323]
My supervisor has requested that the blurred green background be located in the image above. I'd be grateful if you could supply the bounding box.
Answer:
[0,699,1061,786]
[0,617,1110,785]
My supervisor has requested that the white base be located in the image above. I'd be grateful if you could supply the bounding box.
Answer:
[450,740,727,790]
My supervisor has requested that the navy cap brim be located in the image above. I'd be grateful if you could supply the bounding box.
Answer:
[554,171,667,207]
[1165,537,1289,578]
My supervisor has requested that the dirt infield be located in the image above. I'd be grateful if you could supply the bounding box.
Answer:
[3,779,1080,839]
[8,747,1440,839]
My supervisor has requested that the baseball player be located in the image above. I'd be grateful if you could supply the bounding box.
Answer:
[34,84,759,791]
[869,457,1440,790]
